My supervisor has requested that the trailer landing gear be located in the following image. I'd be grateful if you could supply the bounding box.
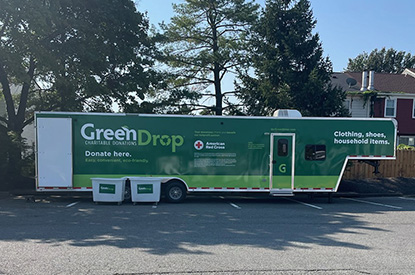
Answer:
[328,192,333,204]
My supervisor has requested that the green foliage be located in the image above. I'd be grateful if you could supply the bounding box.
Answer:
[236,0,347,117]
[155,0,259,115]
[123,85,205,115]
[361,90,379,117]
[346,47,415,73]
[0,0,155,119]
[6,130,34,177]
[0,0,156,181]
[362,91,378,101]
[397,144,415,150]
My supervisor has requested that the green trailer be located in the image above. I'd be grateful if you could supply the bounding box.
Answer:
[35,112,396,202]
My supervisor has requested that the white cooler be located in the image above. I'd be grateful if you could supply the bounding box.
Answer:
[91,178,125,204]
[129,177,161,204]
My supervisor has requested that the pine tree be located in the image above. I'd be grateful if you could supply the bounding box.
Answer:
[155,0,259,115]
[237,0,347,117]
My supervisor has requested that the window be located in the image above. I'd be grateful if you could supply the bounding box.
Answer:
[384,99,396,117]
[278,139,288,157]
[399,136,415,146]
[305,145,326,161]
[413,99,415,119]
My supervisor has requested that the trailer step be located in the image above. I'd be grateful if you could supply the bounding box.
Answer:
[270,190,294,197]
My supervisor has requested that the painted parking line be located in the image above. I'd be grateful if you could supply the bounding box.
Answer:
[66,201,80,208]
[284,198,323,210]
[343,198,402,209]
[399,197,415,201]
[219,196,242,209]
[229,203,242,209]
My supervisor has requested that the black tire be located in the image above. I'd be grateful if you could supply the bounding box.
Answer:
[124,183,131,201]
[165,181,187,203]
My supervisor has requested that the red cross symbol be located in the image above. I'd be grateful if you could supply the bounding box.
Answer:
[194,140,203,150]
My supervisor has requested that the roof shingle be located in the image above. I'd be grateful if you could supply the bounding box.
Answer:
[331,71,415,94]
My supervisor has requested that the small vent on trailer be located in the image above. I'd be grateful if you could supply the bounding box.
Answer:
[273,109,302,118]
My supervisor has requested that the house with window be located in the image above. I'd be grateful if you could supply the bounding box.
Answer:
[331,69,415,146]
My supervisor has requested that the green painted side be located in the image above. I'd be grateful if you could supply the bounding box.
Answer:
[272,135,294,189]
[294,176,339,189]
[74,174,270,188]
[75,174,339,190]
[271,176,292,189]
[37,112,396,191]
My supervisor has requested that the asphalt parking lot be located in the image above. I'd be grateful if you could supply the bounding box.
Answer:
[0,193,414,274]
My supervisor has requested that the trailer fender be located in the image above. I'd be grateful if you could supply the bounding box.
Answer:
[160,177,188,190]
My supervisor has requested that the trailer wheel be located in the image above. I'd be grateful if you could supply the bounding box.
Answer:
[124,183,131,201]
[165,181,187,203]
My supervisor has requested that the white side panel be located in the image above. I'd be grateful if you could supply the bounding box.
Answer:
[37,118,73,187]
[349,97,370,117]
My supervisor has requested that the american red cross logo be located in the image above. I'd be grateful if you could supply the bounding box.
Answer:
[194,140,204,150]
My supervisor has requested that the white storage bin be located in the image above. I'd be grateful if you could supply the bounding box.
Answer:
[91,178,125,204]
[129,177,161,203]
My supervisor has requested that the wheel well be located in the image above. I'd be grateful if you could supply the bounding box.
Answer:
[162,178,188,192]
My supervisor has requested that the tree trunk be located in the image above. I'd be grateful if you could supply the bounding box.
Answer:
[0,57,36,182]
[208,1,223,116]
[214,64,223,116]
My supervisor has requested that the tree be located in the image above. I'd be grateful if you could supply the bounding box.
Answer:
[236,0,347,117]
[155,0,259,115]
[347,47,415,73]
[0,0,155,180]
[0,127,9,183]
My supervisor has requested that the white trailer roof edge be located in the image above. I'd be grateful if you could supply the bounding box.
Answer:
[35,111,397,122]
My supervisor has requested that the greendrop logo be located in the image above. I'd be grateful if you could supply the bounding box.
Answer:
[99,184,116,194]
[278,164,287,173]
[137,184,153,194]
[81,123,184,152]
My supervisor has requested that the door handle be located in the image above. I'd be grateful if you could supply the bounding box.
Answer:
[272,160,277,164]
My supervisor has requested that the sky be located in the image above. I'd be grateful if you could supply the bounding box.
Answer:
[135,0,415,72]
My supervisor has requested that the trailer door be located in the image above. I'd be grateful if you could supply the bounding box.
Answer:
[37,117,73,188]
[270,133,295,190]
